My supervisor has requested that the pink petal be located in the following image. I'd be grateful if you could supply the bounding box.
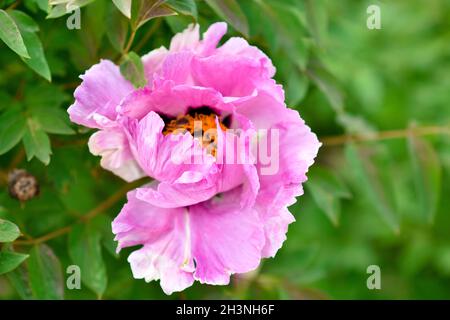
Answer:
[128,245,194,295]
[233,87,321,257]
[190,189,265,284]
[200,22,227,55]
[113,192,195,295]
[259,206,295,258]
[88,128,144,182]
[116,87,154,120]
[113,188,265,293]
[124,111,223,208]
[191,54,268,97]
[125,111,215,181]
[135,179,218,208]
[133,115,259,209]
[169,23,200,52]
[218,37,276,78]
[256,117,319,257]
[118,82,227,120]
[158,51,194,86]
[214,119,260,208]
[142,46,168,86]
[68,59,133,129]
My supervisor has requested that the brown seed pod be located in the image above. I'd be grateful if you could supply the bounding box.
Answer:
[8,169,40,202]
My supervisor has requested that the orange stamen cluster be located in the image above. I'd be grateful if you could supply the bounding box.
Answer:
[163,113,228,156]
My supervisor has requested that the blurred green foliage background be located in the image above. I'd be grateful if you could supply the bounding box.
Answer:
[0,0,449,299]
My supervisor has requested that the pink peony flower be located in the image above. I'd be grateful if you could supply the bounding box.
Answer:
[68,22,320,294]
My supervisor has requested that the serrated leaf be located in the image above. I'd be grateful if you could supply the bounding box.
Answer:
[306,167,351,226]
[0,251,29,275]
[345,143,400,233]
[205,0,248,37]
[131,0,176,30]
[0,108,26,155]
[0,9,29,58]
[408,135,442,223]
[120,51,147,88]
[28,244,64,299]
[0,219,21,242]
[69,222,108,297]
[23,118,52,165]
[112,0,131,18]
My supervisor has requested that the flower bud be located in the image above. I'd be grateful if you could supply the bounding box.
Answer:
[8,169,39,202]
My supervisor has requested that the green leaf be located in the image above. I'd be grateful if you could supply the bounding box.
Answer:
[306,167,351,226]
[34,0,50,14]
[205,0,248,37]
[165,0,197,19]
[81,0,107,56]
[0,108,26,155]
[10,10,39,32]
[256,0,308,69]
[307,61,344,113]
[28,244,64,300]
[21,38,52,81]
[434,246,450,276]
[0,251,29,275]
[46,4,67,19]
[164,14,192,33]
[32,106,75,135]
[69,221,108,297]
[24,82,69,108]
[112,0,131,18]
[0,219,21,242]
[131,0,176,30]
[345,143,400,233]
[47,0,94,18]
[408,134,442,223]
[11,11,51,81]
[277,57,309,106]
[6,264,34,299]
[305,0,327,47]
[0,92,10,113]
[102,232,119,259]
[120,51,147,88]
[94,215,119,259]
[107,2,129,52]
[0,9,29,58]
[23,118,52,165]
[337,113,377,135]
[286,71,309,106]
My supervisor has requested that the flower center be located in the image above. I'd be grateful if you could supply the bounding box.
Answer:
[162,109,229,156]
